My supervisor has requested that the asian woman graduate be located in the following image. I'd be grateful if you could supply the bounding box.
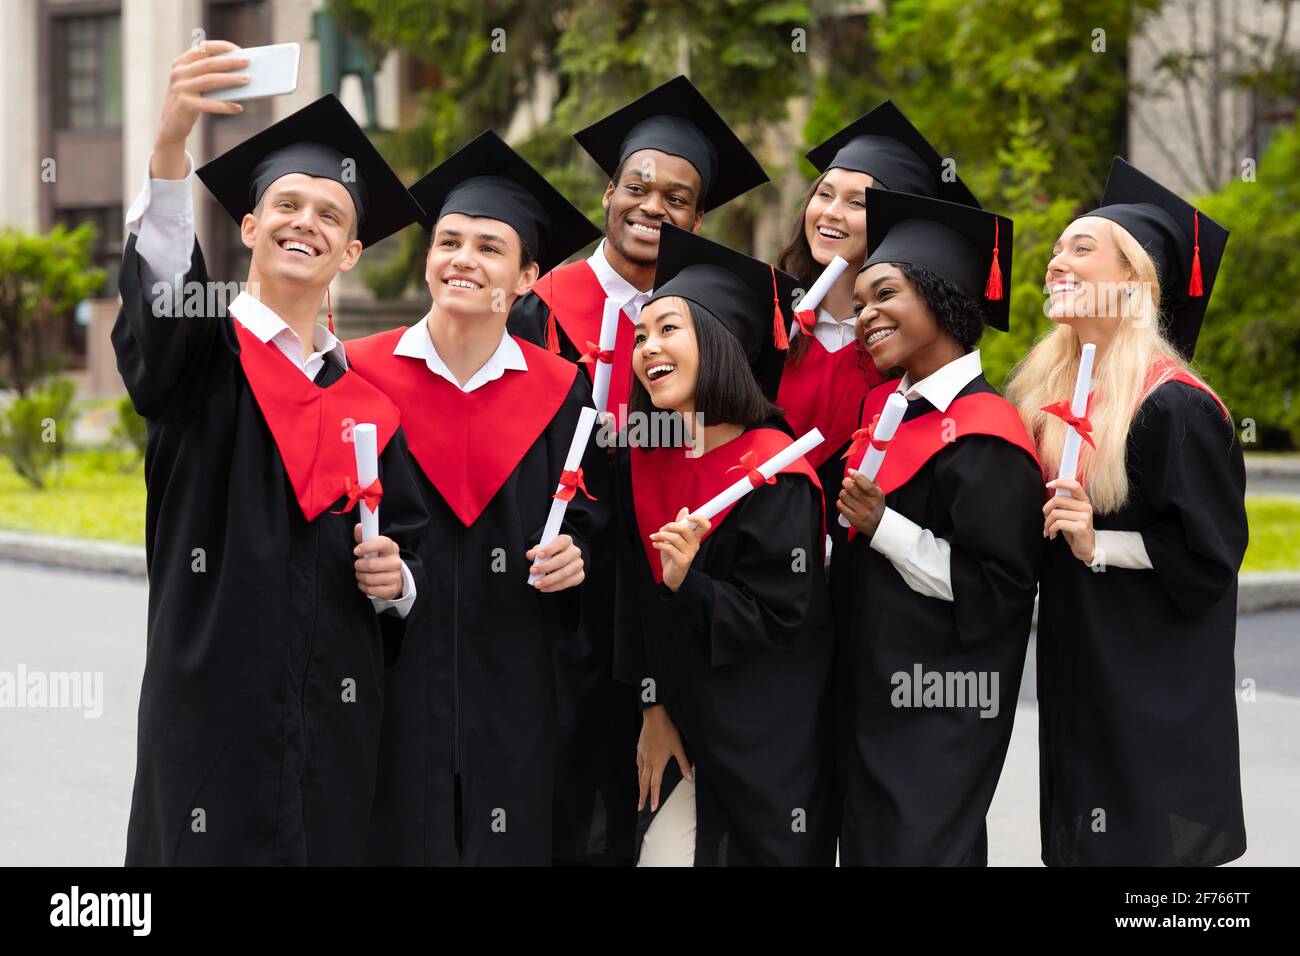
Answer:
[612,223,837,867]
[835,189,1045,866]
[1005,157,1246,867]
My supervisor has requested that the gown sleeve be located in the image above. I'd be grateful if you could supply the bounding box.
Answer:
[1133,382,1248,618]
[613,450,656,706]
[931,436,1046,649]
[111,233,234,421]
[506,290,551,350]
[375,426,432,665]
[663,474,824,668]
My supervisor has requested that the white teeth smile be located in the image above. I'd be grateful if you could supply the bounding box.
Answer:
[446,278,482,290]
[280,240,319,257]
[866,327,896,347]
[817,226,848,240]
[630,222,660,235]
[646,363,675,381]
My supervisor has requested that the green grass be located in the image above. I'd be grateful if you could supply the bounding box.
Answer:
[0,451,1298,573]
[0,449,146,546]
[1243,498,1300,573]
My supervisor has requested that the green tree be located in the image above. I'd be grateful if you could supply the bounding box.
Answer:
[1194,113,1300,448]
[0,223,104,398]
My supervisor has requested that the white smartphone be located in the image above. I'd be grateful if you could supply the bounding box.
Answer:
[203,42,300,101]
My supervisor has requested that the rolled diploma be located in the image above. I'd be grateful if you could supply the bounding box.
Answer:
[686,428,825,531]
[1054,342,1096,499]
[590,298,621,415]
[837,392,908,528]
[790,255,850,337]
[528,405,600,584]
[353,423,380,556]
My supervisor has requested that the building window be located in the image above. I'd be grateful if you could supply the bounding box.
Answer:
[54,14,123,130]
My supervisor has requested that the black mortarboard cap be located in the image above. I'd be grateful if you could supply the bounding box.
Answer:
[805,100,980,208]
[574,75,768,212]
[647,223,798,399]
[196,94,422,248]
[1084,156,1228,359]
[861,187,1013,331]
[408,130,601,274]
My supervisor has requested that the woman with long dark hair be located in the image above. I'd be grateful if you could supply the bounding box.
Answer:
[614,223,835,866]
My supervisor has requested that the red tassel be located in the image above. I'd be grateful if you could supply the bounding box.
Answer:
[327,286,334,335]
[984,218,1003,301]
[544,310,560,353]
[770,265,790,350]
[1188,211,1204,297]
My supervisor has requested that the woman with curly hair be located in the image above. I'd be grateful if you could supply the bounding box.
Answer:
[836,189,1044,866]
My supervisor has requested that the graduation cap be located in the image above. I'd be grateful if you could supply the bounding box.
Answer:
[196,94,423,249]
[647,223,798,399]
[408,130,601,275]
[573,75,768,212]
[805,100,980,209]
[861,187,1014,331]
[1084,157,1228,359]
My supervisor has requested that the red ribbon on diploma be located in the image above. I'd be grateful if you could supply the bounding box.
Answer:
[331,475,384,514]
[554,467,596,502]
[726,450,776,489]
[793,309,816,334]
[578,341,614,366]
[1041,392,1097,449]
[842,414,890,461]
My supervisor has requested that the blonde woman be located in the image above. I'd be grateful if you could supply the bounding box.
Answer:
[1006,158,1246,867]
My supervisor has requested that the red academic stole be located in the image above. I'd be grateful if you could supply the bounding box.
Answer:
[630,427,823,584]
[776,336,884,469]
[1141,358,1231,421]
[533,260,637,428]
[231,320,399,522]
[849,381,1041,497]
[346,327,577,527]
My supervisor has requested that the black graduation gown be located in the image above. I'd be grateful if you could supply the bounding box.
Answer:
[613,423,837,866]
[510,287,642,867]
[348,333,611,866]
[112,236,428,865]
[1037,380,1248,866]
[836,376,1044,866]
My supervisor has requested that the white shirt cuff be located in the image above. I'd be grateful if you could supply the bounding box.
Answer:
[869,506,954,601]
[127,151,196,294]
[370,559,417,618]
[1092,530,1153,571]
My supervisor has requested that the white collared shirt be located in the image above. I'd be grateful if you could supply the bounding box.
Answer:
[587,239,653,321]
[397,313,527,393]
[801,306,857,353]
[228,291,348,383]
[126,160,415,615]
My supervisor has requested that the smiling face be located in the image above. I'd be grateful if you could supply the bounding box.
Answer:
[602,149,705,267]
[241,173,363,288]
[1046,215,1136,323]
[852,262,941,372]
[633,295,701,415]
[425,212,539,320]
[804,168,872,267]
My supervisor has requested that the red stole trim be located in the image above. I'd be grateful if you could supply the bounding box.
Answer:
[534,259,637,428]
[232,319,399,522]
[630,427,823,584]
[1141,358,1231,421]
[776,337,884,469]
[851,381,1041,497]
[346,327,578,527]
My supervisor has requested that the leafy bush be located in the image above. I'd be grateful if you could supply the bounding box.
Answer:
[111,396,148,462]
[0,377,76,489]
